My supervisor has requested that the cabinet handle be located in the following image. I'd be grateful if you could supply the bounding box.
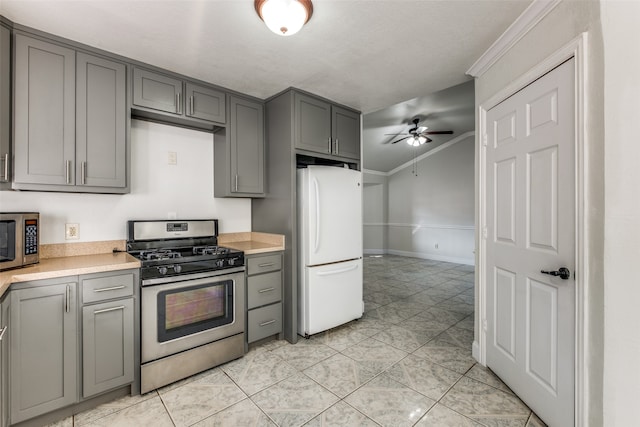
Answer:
[235,174,238,192]
[259,319,276,327]
[190,95,194,115]
[327,137,332,153]
[94,305,125,315]
[0,326,7,341]
[258,262,275,268]
[258,287,275,293]
[81,161,86,185]
[65,285,71,313]
[335,138,339,155]
[66,160,72,184]
[1,153,8,182]
[94,285,126,293]
[175,93,182,114]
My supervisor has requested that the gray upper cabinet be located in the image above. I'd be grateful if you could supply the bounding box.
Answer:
[132,67,182,114]
[214,95,265,198]
[185,82,226,123]
[14,34,76,186]
[331,106,360,160]
[10,280,77,424]
[0,24,10,189]
[294,92,332,154]
[132,67,226,127]
[76,52,127,188]
[13,34,128,193]
[293,91,361,160]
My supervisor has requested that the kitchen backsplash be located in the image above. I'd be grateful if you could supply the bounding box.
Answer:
[0,120,252,244]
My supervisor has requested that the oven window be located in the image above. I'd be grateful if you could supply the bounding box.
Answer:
[157,279,234,342]
[0,220,16,262]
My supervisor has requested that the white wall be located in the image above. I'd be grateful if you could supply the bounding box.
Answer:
[363,135,475,264]
[363,172,387,254]
[0,120,251,243]
[387,136,475,264]
[601,1,640,425]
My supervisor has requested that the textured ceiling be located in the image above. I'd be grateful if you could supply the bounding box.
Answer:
[1,0,532,170]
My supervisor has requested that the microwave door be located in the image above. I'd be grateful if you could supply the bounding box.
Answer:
[0,220,17,263]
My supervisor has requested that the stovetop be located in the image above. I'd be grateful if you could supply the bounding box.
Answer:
[126,219,244,281]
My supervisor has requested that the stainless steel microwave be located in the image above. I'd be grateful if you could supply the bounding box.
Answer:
[0,212,39,271]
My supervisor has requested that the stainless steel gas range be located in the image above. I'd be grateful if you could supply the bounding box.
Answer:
[127,219,245,393]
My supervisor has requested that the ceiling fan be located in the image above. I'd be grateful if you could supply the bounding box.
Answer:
[385,118,453,146]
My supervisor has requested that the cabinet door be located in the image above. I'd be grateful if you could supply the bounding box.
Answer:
[294,92,331,154]
[332,106,360,160]
[132,67,182,114]
[82,298,134,398]
[0,25,10,186]
[76,53,127,188]
[10,282,77,424]
[230,96,264,195]
[185,83,226,124]
[14,34,75,186]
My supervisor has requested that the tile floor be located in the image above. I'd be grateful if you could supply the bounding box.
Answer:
[48,255,546,427]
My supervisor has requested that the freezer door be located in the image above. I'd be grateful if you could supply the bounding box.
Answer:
[299,259,363,336]
[301,166,362,266]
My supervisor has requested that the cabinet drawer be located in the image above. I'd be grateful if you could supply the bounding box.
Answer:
[247,302,282,343]
[247,254,282,275]
[82,272,134,303]
[247,271,282,309]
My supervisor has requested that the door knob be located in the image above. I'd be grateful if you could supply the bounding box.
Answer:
[540,267,571,280]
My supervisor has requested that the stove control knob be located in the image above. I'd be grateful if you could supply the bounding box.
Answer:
[228,257,236,266]
[173,265,182,273]
[216,259,225,268]
[158,266,168,275]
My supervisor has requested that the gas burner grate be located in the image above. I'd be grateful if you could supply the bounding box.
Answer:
[192,246,230,256]
[138,249,183,261]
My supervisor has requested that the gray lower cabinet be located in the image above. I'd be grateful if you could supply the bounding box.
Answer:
[0,23,10,189]
[8,269,137,424]
[80,271,135,399]
[10,279,78,424]
[246,253,283,343]
[0,293,9,427]
[214,95,265,197]
[294,91,361,160]
[13,33,128,193]
[132,67,226,126]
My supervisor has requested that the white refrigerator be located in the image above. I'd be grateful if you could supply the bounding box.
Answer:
[297,165,363,337]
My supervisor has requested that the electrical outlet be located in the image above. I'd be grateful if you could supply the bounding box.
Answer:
[65,223,79,240]
[435,243,439,249]
[168,151,177,165]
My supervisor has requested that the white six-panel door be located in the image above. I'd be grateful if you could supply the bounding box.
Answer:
[485,58,575,427]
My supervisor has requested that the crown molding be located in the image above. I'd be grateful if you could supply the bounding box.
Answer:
[466,0,561,78]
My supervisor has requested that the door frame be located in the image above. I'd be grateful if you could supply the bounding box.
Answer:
[475,33,589,426]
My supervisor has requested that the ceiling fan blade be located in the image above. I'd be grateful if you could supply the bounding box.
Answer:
[423,130,454,135]
[384,133,410,136]
[388,136,410,144]
[426,137,433,143]
[416,126,428,133]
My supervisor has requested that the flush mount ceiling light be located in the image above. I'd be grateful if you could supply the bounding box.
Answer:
[255,0,313,36]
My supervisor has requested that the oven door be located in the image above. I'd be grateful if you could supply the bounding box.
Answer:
[141,269,245,363]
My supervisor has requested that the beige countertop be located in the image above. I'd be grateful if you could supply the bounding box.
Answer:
[0,252,140,298]
[218,232,285,255]
[0,232,284,298]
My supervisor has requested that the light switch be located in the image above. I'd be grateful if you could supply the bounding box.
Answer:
[168,151,177,165]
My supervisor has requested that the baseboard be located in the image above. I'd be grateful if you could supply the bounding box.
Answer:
[386,249,475,266]
[472,340,482,364]
[363,249,386,255]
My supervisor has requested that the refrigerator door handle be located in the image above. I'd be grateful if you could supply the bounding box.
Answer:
[316,264,359,276]
[313,177,320,254]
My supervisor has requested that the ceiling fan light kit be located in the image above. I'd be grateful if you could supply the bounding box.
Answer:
[255,0,313,36]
